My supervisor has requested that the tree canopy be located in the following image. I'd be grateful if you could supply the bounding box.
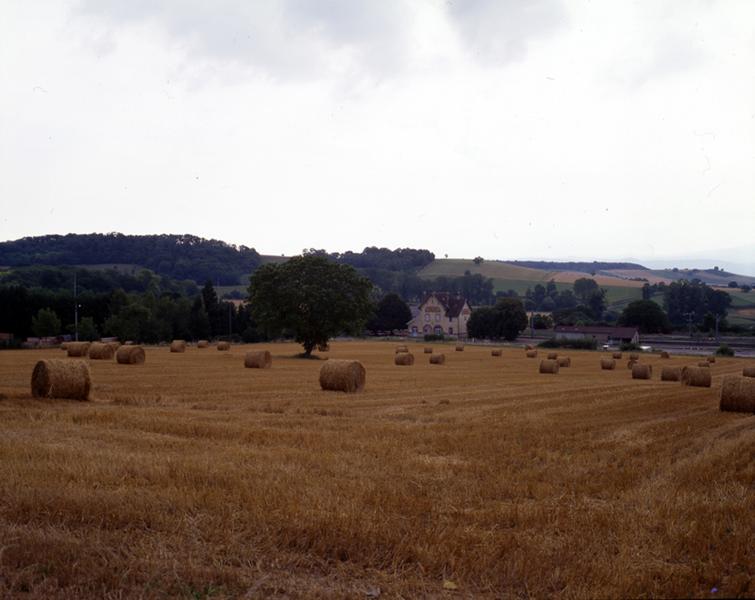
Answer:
[248,255,373,356]
[618,300,671,333]
[367,293,412,333]
[467,298,528,341]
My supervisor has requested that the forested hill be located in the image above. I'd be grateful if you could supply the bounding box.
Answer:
[0,234,261,285]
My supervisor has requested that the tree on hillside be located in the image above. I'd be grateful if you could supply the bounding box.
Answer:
[618,300,671,333]
[248,255,373,356]
[573,278,599,303]
[31,307,61,337]
[367,293,412,333]
[75,316,100,341]
[467,298,528,341]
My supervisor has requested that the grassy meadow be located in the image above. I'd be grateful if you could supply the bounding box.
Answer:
[0,341,753,598]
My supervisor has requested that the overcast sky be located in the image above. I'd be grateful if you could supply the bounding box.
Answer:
[1,0,753,268]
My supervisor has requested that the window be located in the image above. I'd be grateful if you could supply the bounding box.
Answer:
[424,313,430,322]
[435,314,440,321]
[434,325,442,335]
[449,327,453,334]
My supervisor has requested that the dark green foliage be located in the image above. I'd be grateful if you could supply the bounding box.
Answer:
[532,314,553,329]
[538,337,597,350]
[663,280,732,328]
[423,333,445,341]
[467,298,528,341]
[619,342,642,352]
[552,307,596,326]
[0,233,260,285]
[248,255,373,356]
[31,308,61,337]
[76,317,100,341]
[715,344,735,356]
[368,294,412,333]
[619,300,671,333]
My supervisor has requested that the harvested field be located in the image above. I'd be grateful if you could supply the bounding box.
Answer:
[0,341,753,598]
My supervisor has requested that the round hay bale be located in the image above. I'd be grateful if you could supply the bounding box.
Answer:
[612,352,623,359]
[455,344,464,352]
[116,345,145,365]
[424,347,433,354]
[539,359,559,374]
[395,345,408,354]
[491,349,502,357]
[106,341,121,353]
[31,359,91,401]
[742,366,755,378]
[88,342,115,360]
[525,345,534,351]
[601,358,616,370]
[526,350,538,358]
[627,359,638,370]
[557,356,571,368]
[170,340,186,353]
[197,340,209,348]
[217,341,231,351]
[395,353,415,366]
[547,352,558,360]
[317,343,330,352]
[661,366,681,382]
[631,364,652,380]
[720,376,755,413]
[629,352,640,361]
[660,351,670,358]
[244,350,272,369]
[60,342,68,351]
[319,359,365,393]
[66,342,90,357]
[697,362,710,368]
[681,366,711,388]
[707,356,716,363]
[429,353,445,365]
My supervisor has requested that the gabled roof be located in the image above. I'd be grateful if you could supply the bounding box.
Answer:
[554,325,638,337]
[420,292,468,318]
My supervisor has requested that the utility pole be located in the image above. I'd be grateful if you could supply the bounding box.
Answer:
[714,314,721,343]
[74,271,79,342]
[683,311,695,339]
[228,302,233,338]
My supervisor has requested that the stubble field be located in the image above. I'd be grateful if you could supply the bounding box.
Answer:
[0,341,753,598]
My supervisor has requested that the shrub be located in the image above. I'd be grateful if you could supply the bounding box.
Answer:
[620,342,642,352]
[424,333,445,342]
[538,337,597,350]
[715,344,735,357]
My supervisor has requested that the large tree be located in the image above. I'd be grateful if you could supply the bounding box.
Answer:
[618,300,671,333]
[31,307,62,337]
[248,255,373,356]
[367,293,411,333]
[467,298,528,341]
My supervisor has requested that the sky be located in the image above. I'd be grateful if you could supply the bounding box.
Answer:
[1,0,753,271]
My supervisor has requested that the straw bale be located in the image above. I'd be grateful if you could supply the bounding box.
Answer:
[627,359,637,369]
[455,344,464,352]
[491,349,502,357]
[170,340,186,353]
[197,340,209,348]
[601,358,616,370]
[547,352,558,360]
[720,376,755,413]
[631,363,652,380]
[424,347,433,354]
[31,359,90,401]
[244,350,272,369]
[319,359,366,393]
[742,366,755,378]
[526,350,538,358]
[539,359,559,374]
[116,345,145,365]
[557,357,571,367]
[394,353,415,366]
[681,366,711,388]
[429,354,445,365]
[661,366,681,382]
[612,352,623,359]
[66,342,90,357]
[217,341,231,351]
[660,351,670,358]
[395,345,408,353]
[88,342,114,360]
[629,352,639,360]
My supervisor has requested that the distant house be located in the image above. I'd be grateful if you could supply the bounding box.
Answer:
[407,292,472,338]
[553,325,639,345]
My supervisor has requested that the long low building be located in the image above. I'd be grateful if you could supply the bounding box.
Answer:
[553,325,639,345]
